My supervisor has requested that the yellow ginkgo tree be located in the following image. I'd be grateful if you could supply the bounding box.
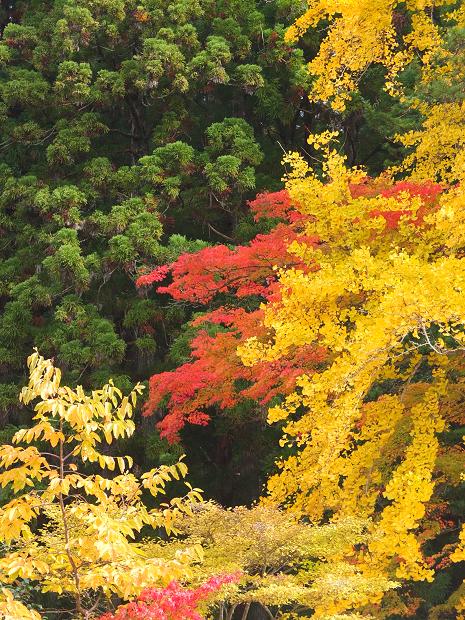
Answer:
[238,134,465,588]
[0,350,203,619]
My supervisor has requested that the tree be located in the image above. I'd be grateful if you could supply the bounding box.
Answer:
[137,191,323,442]
[98,575,240,620]
[0,350,202,619]
[149,502,397,620]
[237,133,465,615]
[242,2,465,614]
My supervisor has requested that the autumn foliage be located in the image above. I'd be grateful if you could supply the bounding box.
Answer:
[137,180,444,443]
[237,133,465,615]
[0,351,203,619]
[99,575,239,620]
[137,191,324,442]
[4,0,465,618]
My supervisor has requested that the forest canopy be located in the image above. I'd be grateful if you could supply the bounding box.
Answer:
[1,0,465,619]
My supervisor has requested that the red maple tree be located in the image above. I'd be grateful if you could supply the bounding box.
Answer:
[136,190,323,442]
[99,574,239,620]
